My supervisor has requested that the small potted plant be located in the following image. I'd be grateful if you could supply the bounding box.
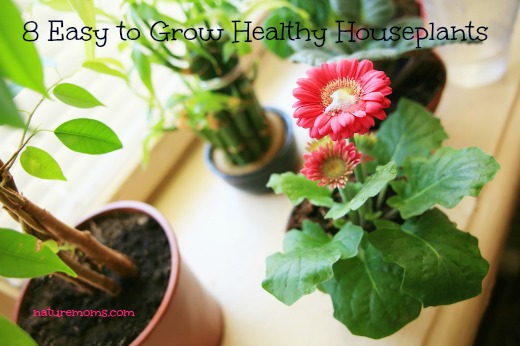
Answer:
[263,58,499,338]
[0,1,222,344]
[264,0,452,113]
[111,0,301,193]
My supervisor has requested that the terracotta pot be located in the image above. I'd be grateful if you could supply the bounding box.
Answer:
[204,108,300,193]
[13,201,224,346]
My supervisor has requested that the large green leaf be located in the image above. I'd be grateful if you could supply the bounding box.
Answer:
[326,161,397,219]
[372,99,447,166]
[323,238,421,339]
[54,118,123,154]
[330,0,394,26]
[0,228,76,278]
[369,209,489,306]
[267,173,333,207]
[20,146,67,181]
[0,0,46,94]
[388,146,500,218]
[263,221,362,305]
[0,77,25,128]
[53,83,104,108]
[0,316,37,346]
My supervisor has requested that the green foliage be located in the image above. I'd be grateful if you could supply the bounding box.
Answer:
[330,0,395,25]
[0,228,76,278]
[370,209,489,306]
[0,316,37,346]
[267,173,333,207]
[20,146,67,181]
[326,161,397,219]
[54,118,123,155]
[53,83,104,109]
[0,77,25,128]
[0,0,46,94]
[371,99,448,166]
[388,146,500,218]
[264,98,499,338]
[322,238,421,339]
[263,221,362,305]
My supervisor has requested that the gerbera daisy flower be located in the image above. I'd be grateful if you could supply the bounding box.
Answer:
[301,139,362,189]
[293,59,391,140]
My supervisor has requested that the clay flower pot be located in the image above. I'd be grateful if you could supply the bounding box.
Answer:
[205,108,300,193]
[13,201,223,346]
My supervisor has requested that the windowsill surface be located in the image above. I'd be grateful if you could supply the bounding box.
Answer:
[150,27,520,346]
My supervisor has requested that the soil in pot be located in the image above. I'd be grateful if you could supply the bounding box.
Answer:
[17,211,170,346]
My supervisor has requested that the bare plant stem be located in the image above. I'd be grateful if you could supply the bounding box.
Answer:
[0,159,138,294]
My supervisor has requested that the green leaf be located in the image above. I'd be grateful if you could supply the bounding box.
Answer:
[53,83,104,108]
[388,147,500,218]
[263,221,363,305]
[0,0,46,94]
[83,60,128,80]
[330,0,394,26]
[322,238,422,339]
[0,228,76,278]
[131,48,154,96]
[326,161,397,219]
[267,173,333,207]
[372,99,448,166]
[20,146,67,181]
[37,0,73,11]
[67,0,96,58]
[369,209,489,306]
[0,316,38,346]
[54,118,123,155]
[359,0,395,26]
[0,77,25,128]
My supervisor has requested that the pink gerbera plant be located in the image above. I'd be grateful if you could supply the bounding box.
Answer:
[301,139,362,189]
[293,59,391,140]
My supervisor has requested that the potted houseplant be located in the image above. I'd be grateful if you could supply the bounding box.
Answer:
[263,0,454,113]
[262,58,500,338]
[0,1,222,344]
[108,0,302,193]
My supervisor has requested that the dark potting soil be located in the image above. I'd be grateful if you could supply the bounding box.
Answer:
[17,211,171,346]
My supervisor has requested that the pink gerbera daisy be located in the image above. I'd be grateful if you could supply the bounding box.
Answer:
[301,140,362,189]
[293,59,391,140]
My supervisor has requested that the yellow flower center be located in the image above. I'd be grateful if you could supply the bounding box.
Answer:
[321,157,347,179]
[321,78,362,114]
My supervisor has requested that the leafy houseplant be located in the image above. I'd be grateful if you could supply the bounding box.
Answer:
[263,58,500,338]
[0,1,222,344]
[116,0,300,192]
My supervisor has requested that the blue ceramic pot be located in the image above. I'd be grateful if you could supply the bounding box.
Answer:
[204,108,299,193]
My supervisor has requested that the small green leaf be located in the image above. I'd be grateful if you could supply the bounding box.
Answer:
[372,99,448,166]
[263,221,363,305]
[83,60,128,80]
[388,147,500,218]
[326,161,397,219]
[131,48,154,96]
[54,118,122,155]
[53,83,104,108]
[20,146,67,181]
[322,238,422,339]
[0,77,25,128]
[0,316,38,346]
[0,228,76,278]
[0,0,46,94]
[267,173,333,207]
[369,209,489,306]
